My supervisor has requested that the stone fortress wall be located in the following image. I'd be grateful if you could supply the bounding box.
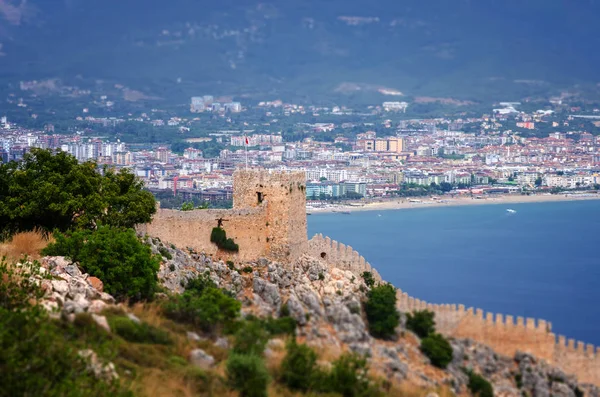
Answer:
[141,169,599,386]
[308,234,382,282]
[395,293,600,386]
[139,169,308,262]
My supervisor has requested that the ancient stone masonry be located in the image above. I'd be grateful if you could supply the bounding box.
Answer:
[397,291,600,386]
[308,234,382,282]
[139,169,308,262]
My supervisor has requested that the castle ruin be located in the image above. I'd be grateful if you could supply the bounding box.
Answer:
[139,169,308,262]
[141,169,600,387]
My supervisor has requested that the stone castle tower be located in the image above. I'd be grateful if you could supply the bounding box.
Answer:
[233,169,308,261]
[140,169,308,262]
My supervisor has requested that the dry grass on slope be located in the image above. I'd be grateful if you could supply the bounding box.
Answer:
[0,229,52,262]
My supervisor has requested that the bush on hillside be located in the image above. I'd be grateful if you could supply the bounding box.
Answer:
[406,310,436,338]
[466,369,494,397]
[364,283,399,339]
[232,321,269,356]
[280,340,320,392]
[0,259,129,397]
[361,271,375,288]
[420,333,453,369]
[163,274,241,333]
[108,316,172,345]
[226,353,270,397]
[327,352,381,397]
[210,227,239,252]
[42,226,160,302]
[0,148,155,237]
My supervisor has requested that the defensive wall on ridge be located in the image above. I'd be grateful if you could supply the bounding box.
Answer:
[396,291,600,386]
[139,169,308,262]
[139,169,599,386]
[308,234,599,386]
[308,234,382,283]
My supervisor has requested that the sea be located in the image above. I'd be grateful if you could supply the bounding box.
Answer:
[307,200,600,346]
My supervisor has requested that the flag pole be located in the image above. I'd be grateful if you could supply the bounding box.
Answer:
[245,135,248,170]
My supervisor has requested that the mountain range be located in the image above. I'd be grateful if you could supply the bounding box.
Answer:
[1,0,600,105]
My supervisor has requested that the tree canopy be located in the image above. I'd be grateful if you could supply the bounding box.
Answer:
[0,148,156,237]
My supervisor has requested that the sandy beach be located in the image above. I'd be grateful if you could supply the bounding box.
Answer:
[307,193,600,213]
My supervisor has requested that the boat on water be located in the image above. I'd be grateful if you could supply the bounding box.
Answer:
[340,211,351,215]
[506,209,517,213]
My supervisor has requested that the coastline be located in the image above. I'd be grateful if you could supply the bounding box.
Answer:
[307,193,600,213]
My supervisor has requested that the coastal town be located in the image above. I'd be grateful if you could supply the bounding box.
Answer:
[2,92,600,210]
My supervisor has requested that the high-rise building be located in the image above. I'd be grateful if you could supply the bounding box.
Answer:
[156,147,170,163]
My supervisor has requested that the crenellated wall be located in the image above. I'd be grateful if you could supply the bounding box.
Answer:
[396,291,600,386]
[308,234,382,282]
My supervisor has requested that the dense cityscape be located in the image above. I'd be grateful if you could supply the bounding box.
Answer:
[3,92,600,209]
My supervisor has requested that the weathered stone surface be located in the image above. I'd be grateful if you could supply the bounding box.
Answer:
[88,300,107,314]
[215,337,229,349]
[187,332,202,342]
[51,279,69,295]
[78,349,119,381]
[87,277,104,292]
[189,349,215,369]
[91,314,111,333]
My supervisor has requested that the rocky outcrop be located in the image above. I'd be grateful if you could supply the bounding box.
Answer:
[152,242,600,397]
[38,257,116,319]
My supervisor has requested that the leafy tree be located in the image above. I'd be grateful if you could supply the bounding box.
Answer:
[0,148,155,237]
[535,177,543,187]
[439,182,453,192]
[420,333,453,368]
[406,310,436,338]
[181,201,195,211]
[42,226,160,302]
[226,353,270,397]
[364,283,399,339]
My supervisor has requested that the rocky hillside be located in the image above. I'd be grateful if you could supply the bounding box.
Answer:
[27,234,599,397]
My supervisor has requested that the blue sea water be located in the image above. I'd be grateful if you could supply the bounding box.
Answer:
[307,200,600,346]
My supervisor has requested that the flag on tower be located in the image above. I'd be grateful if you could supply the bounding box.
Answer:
[245,136,249,145]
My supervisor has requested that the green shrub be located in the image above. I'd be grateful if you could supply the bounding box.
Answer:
[226,260,235,270]
[327,352,380,397]
[42,226,160,302]
[420,333,453,369]
[515,373,523,388]
[406,310,436,338]
[361,271,375,287]
[263,316,297,336]
[210,227,239,252]
[364,283,399,339]
[466,369,494,397]
[158,247,172,260]
[109,316,172,345]
[162,274,241,333]
[280,303,290,317]
[232,321,268,356]
[226,353,270,397]
[280,340,320,392]
[181,202,195,211]
[242,266,253,273]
